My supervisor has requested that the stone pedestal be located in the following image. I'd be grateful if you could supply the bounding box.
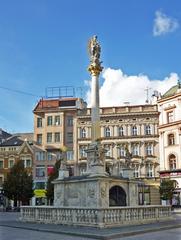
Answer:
[53,175,139,208]
[86,141,107,177]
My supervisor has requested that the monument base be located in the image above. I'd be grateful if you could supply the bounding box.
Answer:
[53,175,139,208]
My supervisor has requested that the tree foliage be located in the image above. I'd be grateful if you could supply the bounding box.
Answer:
[159,179,177,201]
[3,160,34,206]
[46,160,61,204]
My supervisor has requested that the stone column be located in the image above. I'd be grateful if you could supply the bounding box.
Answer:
[86,36,107,176]
[90,73,101,141]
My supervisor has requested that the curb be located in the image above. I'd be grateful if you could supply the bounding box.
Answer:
[0,223,181,239]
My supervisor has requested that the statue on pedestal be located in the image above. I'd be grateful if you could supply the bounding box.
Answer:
[88,35,101,64]
[88,35,103,75]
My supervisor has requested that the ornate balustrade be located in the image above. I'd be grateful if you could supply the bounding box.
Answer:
[20,205,172,228]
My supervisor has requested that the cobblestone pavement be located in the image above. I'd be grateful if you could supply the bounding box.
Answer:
[114,228,181,240]
[1,225,181,240]
[0,226,92,240]
[0,212,181,240]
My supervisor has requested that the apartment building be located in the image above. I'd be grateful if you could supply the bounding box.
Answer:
[33,97,86,205]
[158,82,181,206]
[0,133,33,206]
[74,104,160,205]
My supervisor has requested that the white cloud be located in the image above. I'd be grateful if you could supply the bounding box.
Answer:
[153,10,179,36]
[86,68,179,107]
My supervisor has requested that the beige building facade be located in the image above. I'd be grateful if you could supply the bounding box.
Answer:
[158,83,181,206]
[33,97,160,205]
[33,97,86,205]
[74,104,160,205]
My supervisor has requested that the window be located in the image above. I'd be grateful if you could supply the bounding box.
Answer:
[21,157,32,168]
[36,166,45,177]
[118,126,124,136]
[79,146,87,158]
[54,115,60,125]
[0,160,4,169]
[145,145,153,156]
[26,159,31,168]
[79,164,86,175]
[169,154,176,170]
[145,125,151,135]
[47,116,53,126]
[67,116,73,126]
[104,127,111,137]
[36,152,45,161]
[55,132,60,143]
[37,117,42,128]
[47,152,53,161]
[132,126,137,136]
[168,134,175,145]
[146,164,154,177]
[0,176,3,186]
[132,144,139,156]
[37,134,42,144]
[67,132,73,143]
[8,159,14,168]
[167,111,174,123]
[34,182,45,189]
[105,145,111,157]
[133,164,140,178]
[118,146,125,157]
[80,128,86,138]
[47,132,52,143]
[67,150,74,160]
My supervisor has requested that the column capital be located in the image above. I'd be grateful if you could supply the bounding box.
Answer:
[88,63,103,76]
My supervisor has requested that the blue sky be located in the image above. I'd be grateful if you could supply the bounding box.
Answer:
[0,0,181,133]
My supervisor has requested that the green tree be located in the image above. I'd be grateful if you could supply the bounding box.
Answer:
[3,160,34,206]
[46,160,61,205]
[159,179,177,204]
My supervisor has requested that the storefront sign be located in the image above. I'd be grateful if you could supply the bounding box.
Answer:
[34,189,47,198]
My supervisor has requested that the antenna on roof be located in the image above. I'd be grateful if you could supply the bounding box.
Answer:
[177,79,181,89]
[145,87,151,104]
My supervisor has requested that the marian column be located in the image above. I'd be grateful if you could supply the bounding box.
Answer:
[87,35,103,141]
[86,36,106,176]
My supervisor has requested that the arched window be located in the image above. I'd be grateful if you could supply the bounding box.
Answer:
[80,128,86,138]
[168,134,175,145]
[145,125,151,135]
[104,127,111,137]
[109,186,127,206]
[132,126,137,136]
[118,126,124,136]
[169,154,176,170]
